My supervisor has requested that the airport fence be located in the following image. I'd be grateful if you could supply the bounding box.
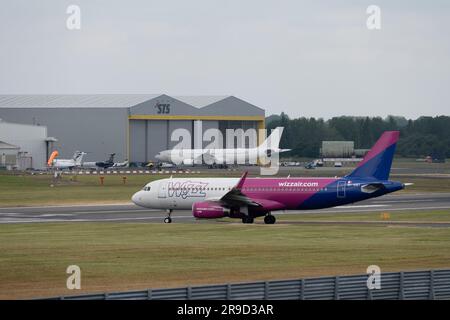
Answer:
[47,269,450,300]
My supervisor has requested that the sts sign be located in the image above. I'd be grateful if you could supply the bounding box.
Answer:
[155,102,170,114]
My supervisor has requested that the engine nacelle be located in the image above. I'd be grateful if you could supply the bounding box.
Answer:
[192,201,228,219]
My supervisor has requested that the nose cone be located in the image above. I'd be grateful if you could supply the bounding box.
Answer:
[132,191,144,207]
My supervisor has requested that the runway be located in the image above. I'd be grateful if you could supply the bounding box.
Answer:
[1,193,450,225]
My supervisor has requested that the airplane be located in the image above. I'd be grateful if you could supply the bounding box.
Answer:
[154,127,291,166]
[81,153,117,170]
[111,159,129,168]
[132,131,408,224]
[47,150,86,170]
[95,153,116,169]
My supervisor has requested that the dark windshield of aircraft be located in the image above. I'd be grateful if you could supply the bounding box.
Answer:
[143,186,151,191]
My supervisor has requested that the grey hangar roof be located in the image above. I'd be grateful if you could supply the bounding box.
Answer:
[0,94,263,111]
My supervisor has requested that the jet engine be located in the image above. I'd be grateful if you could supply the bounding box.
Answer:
[192,201,229,219]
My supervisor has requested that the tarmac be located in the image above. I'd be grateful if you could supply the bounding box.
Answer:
[1,193,449,226]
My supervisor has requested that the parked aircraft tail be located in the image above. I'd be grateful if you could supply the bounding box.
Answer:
[108,153,116,163]
[346,131,400,181]
[258,127,287,151]
[47,150,59,166]
[74,152,86,166]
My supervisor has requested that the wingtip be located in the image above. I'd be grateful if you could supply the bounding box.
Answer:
[235,171,248,190]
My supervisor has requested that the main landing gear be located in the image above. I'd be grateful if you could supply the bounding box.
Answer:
[241,215,276,224]
[164,209,172,224]
[242,216,254,224]
[264,214,276,225]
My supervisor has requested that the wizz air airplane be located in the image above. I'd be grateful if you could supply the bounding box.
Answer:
[132,131,407,224]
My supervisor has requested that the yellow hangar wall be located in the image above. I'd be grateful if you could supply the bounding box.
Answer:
[127,95,266,163]
[127,115,265,163]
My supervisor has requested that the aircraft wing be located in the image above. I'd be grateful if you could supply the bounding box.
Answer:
[220,189,262,207]
[202,150,221,164]
[205,172,259,206]
[207,172,285,210]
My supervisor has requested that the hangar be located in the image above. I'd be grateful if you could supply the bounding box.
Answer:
[0,95,265,166]
[0,120,54,170]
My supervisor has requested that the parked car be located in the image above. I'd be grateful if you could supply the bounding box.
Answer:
[334,161,343,167]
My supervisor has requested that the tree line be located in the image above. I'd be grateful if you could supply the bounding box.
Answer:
[266,114,450,158]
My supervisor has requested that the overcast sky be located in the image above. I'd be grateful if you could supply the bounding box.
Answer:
[0,0,449,119]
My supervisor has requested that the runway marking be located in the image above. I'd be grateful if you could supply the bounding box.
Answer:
[0,203,134,210]
[283,206,450,215]
[278,221,450,228]
[335,205,389,209]
[0,215,193,224]
[72,209,152,214]
[40,214,74,217]
[1,206,450,224]
[74,215,192,222]
[372,200,434,204]
[0,213,73,217]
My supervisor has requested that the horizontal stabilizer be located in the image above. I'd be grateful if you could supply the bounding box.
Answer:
[361,183,386,194]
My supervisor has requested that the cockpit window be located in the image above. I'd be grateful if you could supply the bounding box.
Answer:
[143,186,151,191]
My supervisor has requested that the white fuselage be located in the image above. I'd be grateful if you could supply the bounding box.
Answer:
[132,177,239,210]
[52,159,78,169]
[51,152,86,169]
[154,148,286,165]
[80,161,98,169]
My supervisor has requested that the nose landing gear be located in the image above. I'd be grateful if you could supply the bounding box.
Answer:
[164,209,172,223]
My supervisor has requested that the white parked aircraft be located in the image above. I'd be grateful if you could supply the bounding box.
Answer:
[154,127,290,166]
[47,151,86,170]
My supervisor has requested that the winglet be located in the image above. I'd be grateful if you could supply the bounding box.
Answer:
[235,171,248,190]
[258,127,284,150]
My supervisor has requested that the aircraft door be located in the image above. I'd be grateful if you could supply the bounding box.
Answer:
[337,181,346,198]
[158,181,168,198]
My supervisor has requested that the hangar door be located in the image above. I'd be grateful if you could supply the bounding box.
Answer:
[129,119,193,163]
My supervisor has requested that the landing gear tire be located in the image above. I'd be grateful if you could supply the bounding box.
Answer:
[264,215,276,225]
[164,217,172,224]
[164,209,173,224]
[242,216,254,224]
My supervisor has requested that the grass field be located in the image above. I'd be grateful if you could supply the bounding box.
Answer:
[276,210,450,222]
[0,174,172,207]
[1,209,450,299]
[0,171,449,207]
